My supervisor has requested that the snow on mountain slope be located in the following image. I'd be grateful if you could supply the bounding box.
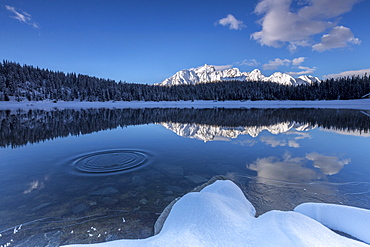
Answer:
[296,75,321,85]
[157,64,320,86]
[160,64,248,85]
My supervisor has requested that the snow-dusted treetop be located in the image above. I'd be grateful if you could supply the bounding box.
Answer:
[157,64,320,86]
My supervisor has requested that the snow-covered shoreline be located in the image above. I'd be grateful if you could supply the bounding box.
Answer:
[0,99,370,110]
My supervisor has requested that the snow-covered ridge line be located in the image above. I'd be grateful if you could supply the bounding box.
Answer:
[1,99,370,110]
[157,64,320,86]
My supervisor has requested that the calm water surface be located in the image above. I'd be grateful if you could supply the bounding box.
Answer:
[0,108,369,246]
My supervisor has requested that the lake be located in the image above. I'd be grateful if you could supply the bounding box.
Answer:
[1,107,370,246]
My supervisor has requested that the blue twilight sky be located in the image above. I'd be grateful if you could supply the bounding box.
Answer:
[1,0,370,84]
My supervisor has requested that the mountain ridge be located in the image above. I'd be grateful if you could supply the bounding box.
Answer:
[157,64,321,86]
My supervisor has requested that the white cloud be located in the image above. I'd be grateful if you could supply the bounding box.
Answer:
[5,5,39,28]
[213,65,233,71]
[323,68,370,79]
[262,58,291,70]
[262,57,316,75]
[236,59,260,67]
[292,57,306,66]
[251,0,361,51]
[287,66,316,76]
[312,26,361,52]
[217,14,246,30]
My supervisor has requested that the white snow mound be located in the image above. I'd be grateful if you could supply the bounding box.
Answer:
[63,180,369,247]
[295,202,370,244]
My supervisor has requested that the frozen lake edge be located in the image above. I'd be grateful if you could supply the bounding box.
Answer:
[1,99,370,110]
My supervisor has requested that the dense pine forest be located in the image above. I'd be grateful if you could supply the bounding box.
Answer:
[0,60,369,102]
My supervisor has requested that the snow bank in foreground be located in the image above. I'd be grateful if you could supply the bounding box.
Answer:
[63,180,369,247]
[295,203,370,244]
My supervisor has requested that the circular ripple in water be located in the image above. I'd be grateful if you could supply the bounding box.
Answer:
[73,150,148,174]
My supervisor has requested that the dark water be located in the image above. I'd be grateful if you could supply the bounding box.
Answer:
[0,108,370,246]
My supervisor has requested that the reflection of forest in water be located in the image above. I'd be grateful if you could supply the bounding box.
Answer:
[1,108,369,148]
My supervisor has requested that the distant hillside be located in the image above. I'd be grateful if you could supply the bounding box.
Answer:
[0,61,369,102]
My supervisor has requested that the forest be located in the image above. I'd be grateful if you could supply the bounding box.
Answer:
[0,60,369,102]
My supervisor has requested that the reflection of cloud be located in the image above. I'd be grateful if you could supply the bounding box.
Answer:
[286,131,311,140]
[260,131,311,148]
[233,139,257,147]
[247,152,350,183]
[260,136,301,148]
[306,152,350,175]
[247,154,317,183]
[23,180,45,194]
[287,140,300,148]
[260,136,286,147]
[23,175,49,194]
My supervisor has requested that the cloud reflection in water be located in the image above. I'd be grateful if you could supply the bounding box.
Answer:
[247,152,351,184]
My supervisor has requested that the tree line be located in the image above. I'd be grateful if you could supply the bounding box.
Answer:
[0,60,369,102]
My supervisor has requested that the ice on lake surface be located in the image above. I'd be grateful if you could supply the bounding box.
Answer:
[0,108,370,246]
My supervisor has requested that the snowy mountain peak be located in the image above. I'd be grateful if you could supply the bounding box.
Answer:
[195,64,216,73]
[248,69,264,81]
[267,72,296,85]
[250,68,262,75]
[296,75,321,85]
[157,65,320,86]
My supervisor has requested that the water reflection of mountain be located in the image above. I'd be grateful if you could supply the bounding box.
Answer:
[1,108,369,148]
[162,122,315,142]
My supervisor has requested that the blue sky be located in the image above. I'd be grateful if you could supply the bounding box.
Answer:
[1,0,369,84]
